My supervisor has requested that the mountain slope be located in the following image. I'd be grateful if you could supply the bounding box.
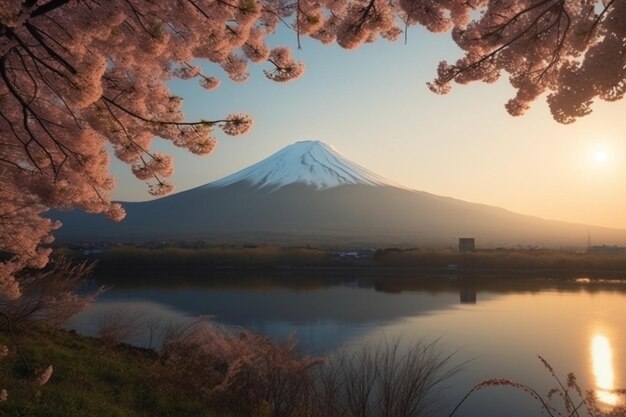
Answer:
[53,141,626,247]
[207,140,401,190]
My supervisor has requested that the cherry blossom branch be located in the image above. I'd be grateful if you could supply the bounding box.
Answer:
[123,0,160,39]
[13,52,39,105]
[588,0,615,37]
[0,56,57,173]
[101,96,227,127]
[30,0,73,18]
[4,28,77,87]
[536,7,570,82]
[1,52,84,179]
[24,22,77,75]
[438,1,568,85]
[480,0,556,39]
[29,54,82,128]
[100,100,161,161]
[353,0,377,32]
[0,108,42,173]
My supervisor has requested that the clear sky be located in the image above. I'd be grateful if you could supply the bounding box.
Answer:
[110,26,626,230]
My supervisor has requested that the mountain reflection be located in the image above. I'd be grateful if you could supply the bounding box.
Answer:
[592,333,620,406]
[76,271,626,352]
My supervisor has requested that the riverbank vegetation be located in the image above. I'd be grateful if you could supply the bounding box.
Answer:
[56,244,626,275]
[374,248,626,273]
[0,257,454,417]
[70,245,330,270]
[0,320,454,417]
[4,319,625,417]
[2,257,624,417]
[449,356,626,417]
[0,322,229,417]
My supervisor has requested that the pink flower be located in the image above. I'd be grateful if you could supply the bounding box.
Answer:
[35,365,53,386]
[200,76,220,90]
[106,203,126,222]
[264,47,305,82]
[221,114,253,136]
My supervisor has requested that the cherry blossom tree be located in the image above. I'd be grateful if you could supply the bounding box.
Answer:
[0,0,623,298]
[426,0,625,124]
[0,0,288,297]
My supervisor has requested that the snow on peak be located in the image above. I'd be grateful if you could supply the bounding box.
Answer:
[206,140,403,190]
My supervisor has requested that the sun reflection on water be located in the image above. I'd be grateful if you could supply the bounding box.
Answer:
[591,333,620,406]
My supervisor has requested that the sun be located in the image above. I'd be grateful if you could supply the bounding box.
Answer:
[594,148,608,163]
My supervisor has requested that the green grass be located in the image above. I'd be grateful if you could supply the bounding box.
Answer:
[0,324,233,417]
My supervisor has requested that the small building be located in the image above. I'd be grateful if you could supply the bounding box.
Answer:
[329,249,375,261]
[459,238,476,252]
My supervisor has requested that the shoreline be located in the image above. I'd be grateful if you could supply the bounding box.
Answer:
[92,263,626,279]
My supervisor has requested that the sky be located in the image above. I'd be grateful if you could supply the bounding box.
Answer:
[110,26,626,230]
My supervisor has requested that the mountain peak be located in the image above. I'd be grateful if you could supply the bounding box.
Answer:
[295,139,322,145]
[206,140,403,190]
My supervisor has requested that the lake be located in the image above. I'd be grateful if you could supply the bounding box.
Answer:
[69,270,626,416]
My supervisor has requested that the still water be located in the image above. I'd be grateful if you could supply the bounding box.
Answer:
[70,270,626,416]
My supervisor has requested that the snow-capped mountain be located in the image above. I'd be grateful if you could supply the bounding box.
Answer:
[53,141,626,247]
[207,140,401,190]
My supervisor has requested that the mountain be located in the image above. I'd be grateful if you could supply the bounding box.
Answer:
[207,140,400,190]
[53,140,626,247]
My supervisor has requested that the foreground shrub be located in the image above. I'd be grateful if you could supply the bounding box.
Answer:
[1,314,457,417]
[161,323,456,417]
[0,257,99,329]
[309,339,458,417]
[96,311,144,347]
[0,257,99,403]
[160,320,322,414]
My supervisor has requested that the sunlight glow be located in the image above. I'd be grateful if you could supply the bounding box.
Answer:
[592,334,620,406]
[595,149,608,163]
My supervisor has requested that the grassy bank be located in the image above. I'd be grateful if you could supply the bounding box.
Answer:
[0,323,228,417]
[0,321,453,417]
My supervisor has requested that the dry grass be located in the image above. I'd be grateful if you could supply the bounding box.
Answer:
[96,311,144,346]
[157,320,457,417]
[307,339,458,417]
[449,356,626,417]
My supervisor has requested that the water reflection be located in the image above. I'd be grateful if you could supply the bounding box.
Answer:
[70,271,626,417]
[591,333,620,406]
